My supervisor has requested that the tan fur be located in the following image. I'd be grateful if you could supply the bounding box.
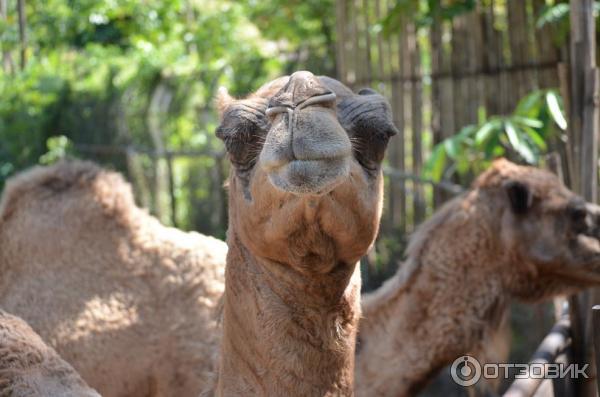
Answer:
[0,161,227,397]
[356,159,600,396]
[215,73,387,396]
[0,310,100,397]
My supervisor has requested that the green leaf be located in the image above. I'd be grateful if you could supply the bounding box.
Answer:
[484,133,503,159]
[456,124,478,139]
[444,136,461,159]
[522,126,547,151]
[504,121,520,149]
[477,106,487,125]
[512,115,544,129]
[536,3,570,29]
[546,91,567,130]
[475,119,501,146]
[505,121,536,164]
[424,144,447,182]
[515,90,543,116]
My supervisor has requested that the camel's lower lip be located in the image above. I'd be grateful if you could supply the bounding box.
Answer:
[266,157,350,195]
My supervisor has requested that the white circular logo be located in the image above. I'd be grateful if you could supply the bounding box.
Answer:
[451,355,482,387]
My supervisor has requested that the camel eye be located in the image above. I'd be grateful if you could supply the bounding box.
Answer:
[569,205,587,225]
[216,102,268,170]
[337,90,398,171]
[566,201,588,234]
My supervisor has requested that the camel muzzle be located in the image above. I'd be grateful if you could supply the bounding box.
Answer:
[259,71,352,195]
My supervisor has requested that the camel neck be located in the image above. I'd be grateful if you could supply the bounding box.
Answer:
[355,213,508,397]
[216,233,361,396]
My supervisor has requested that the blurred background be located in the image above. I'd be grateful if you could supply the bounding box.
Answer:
[0,0,597,395]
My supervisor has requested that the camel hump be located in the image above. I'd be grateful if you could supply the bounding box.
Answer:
[0,160,135,223]
[0,310,101,397]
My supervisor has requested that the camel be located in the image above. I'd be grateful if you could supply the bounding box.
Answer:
[0,310,100,397]
[0,160,227,397]
[355,158,600,397]
[2,158,599,396]
[213,71,396,396]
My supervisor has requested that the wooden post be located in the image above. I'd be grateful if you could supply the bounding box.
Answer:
[165,153,177,228]
[566,1,599,397]
[389,19,406,233]
[503,316,572,397]
[335,0,346,81]
[593,305,600,395]
[16,0,25,70]
[409,22,425,225]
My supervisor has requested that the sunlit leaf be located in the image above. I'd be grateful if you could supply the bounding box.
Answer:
[522,126,548,151]
[546,91,567,130]
[512,115,544,129]
[505,121,536,163]
[475,119,501,146]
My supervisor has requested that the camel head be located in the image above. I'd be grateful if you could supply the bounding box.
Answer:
[476,159,600,300]
[216,71,396,272]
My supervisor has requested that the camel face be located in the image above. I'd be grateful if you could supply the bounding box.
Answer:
[479,160,600,290]
[217,72,396,270]
[217,71,396,196]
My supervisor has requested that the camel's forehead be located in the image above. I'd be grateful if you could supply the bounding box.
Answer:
[254,75,354,100]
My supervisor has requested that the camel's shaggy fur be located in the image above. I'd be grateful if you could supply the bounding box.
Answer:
[356,159,600,396]
[0,310,100,397]
[214,72,395,396]
[0,160,227,397]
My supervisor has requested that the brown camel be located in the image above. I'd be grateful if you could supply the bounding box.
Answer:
[214,71,396,396]
[0,310,100,397]
[2,159,597,396]
[355,159,600,397]
[0,161,227,397]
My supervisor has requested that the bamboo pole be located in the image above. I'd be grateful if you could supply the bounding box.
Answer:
[409,22,425,224]
[16,0,25,70]
[335,0,346,81]
[0,0,14,74]
[566,1,599,396]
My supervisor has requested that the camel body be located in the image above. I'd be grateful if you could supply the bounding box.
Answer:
[0,161,226,397]
[0,309,100,397]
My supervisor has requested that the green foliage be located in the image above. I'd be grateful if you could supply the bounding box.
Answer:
[424,90,568,182]
[536,1,600,45]
[39,135,74,165]
[382,0,476,35]
[0,0,336,234]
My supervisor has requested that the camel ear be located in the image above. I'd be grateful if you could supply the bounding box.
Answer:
[504,180,532,215]
[216,87,234,119]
